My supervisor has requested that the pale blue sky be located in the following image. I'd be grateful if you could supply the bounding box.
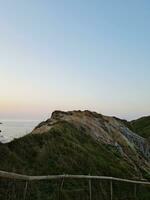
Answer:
[0,0,150,120]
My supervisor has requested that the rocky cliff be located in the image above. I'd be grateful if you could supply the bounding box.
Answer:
[32,110,150,162]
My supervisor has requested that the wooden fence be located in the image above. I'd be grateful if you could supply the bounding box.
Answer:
[0,170,150,200]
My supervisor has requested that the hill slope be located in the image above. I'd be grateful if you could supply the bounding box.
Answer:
[0,110,149,199]
[131,116,150,138]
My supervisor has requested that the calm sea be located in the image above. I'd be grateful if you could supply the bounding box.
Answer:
[0,120,40,143]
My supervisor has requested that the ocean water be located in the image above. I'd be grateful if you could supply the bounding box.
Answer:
[0,120,40,143]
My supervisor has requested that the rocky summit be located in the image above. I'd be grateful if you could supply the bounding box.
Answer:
[0,110,150,200]
[32,110,150,164]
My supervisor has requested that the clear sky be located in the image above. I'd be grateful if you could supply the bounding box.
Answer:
[0,0,150,120]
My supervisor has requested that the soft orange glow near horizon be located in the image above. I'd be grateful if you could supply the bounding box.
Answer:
[0,1,150,121]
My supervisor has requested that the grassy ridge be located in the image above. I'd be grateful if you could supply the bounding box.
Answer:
[0,121,149,199]
[0,121,135,177]
[131,116,150,138]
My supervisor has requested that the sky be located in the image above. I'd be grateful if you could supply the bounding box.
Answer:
[0,0,150,120]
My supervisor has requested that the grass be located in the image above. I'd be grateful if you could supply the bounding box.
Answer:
[131,116,150,138]
[0,120,149,199]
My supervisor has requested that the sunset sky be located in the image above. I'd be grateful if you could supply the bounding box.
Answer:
[0,0,150,120]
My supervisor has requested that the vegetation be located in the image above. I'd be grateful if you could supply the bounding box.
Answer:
[0,121,136,177]
[0,120,149,199]
[131,116,150,138]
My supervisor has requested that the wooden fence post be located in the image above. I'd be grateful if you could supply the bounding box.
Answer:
[59,177,64,200]
[110,180,113,200]
[134,184,137,199]
[23,181,28,200]
[89,178,92,200]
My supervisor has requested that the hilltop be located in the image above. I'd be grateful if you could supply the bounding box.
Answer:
[0,110,149,199]
[32,110,150,162]
[0,110,149,176]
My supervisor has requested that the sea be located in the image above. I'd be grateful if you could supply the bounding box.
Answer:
[0,120,40,143]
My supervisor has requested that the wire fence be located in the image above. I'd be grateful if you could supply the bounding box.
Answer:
[0,170,150,200]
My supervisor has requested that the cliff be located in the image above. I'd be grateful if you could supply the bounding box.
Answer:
[32,110,150,161]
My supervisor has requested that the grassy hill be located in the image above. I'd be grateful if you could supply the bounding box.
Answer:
[0,121,139,177]
[0,121,148,199]
[131,116,150,138]
[0,111,149,199]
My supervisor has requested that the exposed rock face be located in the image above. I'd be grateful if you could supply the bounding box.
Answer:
[120,127,150,159]
[32,110,150,162]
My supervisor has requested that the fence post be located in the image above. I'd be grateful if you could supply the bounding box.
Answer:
[134,184,137,199]
[23,181,28,200]
[110,180,113,200]
[89,178,92,200]
[59,177,64,200]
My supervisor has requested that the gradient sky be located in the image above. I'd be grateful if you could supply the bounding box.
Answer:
[0,0,150,120]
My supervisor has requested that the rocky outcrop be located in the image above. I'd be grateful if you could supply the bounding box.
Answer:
[32,110,150,163]
[120,126,150,159]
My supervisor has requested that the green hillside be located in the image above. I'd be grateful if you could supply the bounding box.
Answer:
[131,116,150,138]
[0,122,146,200]
[0,119,149,199]
[0,121,137,177]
